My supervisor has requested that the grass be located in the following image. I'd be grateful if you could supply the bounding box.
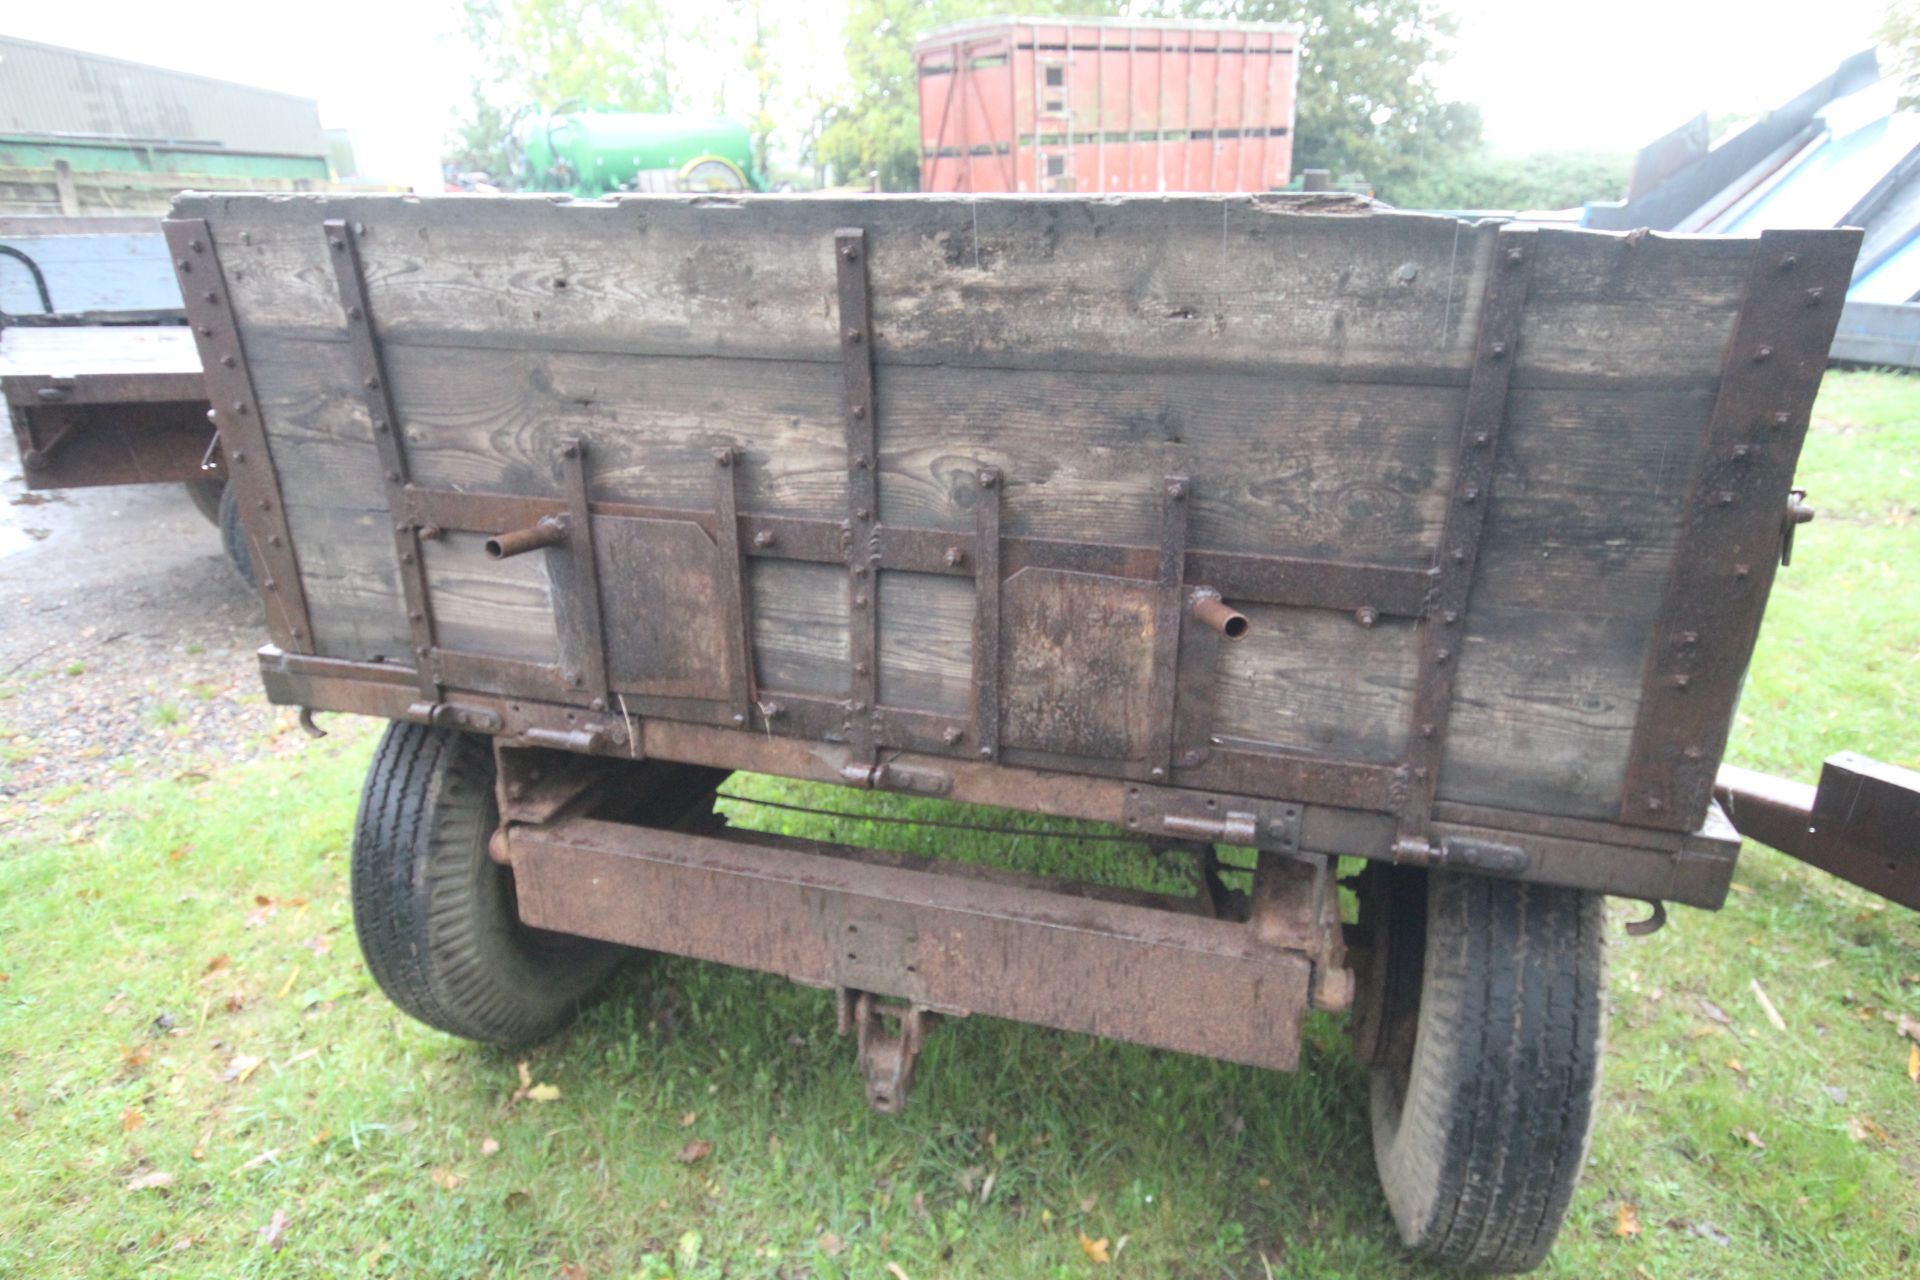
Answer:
[2,371,1918,1277]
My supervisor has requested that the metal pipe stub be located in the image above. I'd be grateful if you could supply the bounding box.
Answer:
[485,513,570,559]
[1189,589,1249,639]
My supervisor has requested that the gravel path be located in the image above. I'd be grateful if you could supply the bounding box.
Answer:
[0,475,301,835]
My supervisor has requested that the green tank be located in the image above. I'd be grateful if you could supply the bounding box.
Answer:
[517,108,763,195]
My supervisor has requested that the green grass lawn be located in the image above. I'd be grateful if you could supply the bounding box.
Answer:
[2,371,1917,1278]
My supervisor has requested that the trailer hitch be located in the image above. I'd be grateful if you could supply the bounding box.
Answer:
[837,988,940,1114]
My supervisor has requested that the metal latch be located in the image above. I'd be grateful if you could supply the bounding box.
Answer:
[837,989,939,1114]
[1780,487,1815,566]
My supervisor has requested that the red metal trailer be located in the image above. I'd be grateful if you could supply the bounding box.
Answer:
[914,17,1300,194]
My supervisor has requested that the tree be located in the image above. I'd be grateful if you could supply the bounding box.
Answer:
[450,0,676,181]
[1884,1,1920,111]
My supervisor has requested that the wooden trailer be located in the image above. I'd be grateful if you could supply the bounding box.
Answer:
[165,191,1870,1272]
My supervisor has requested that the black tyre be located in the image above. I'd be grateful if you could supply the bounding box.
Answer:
[1363,867,1605,1273]
[183,477,224,524]
[351,722,625,1045]
[216,480,256,588]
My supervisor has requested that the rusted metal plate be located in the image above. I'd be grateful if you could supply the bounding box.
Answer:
[161,217,314,653]
[1399,224,1535,846]
[1716,754,1920,910]
[1000,567,1156,764]
[508,814,1314,1070]
[8,399,218,489]
[589,513,732,702]
[1623,228,1862,830]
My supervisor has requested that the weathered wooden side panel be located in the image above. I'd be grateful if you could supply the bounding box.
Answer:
[177,191,1800,833]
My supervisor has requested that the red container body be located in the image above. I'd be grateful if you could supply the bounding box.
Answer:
[914,18,1300,194]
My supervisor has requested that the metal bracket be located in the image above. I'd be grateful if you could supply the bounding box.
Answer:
[971,467,1003,761]
[1123,784,1301,852]
[712,446,756,725]
[1145,475,1192,779]
[837,988,939,1114]
[1399,224,1537,841]
[557,438,610,709]
[324,218,437,697]
[163,217,315,653]
[836,228,880,763]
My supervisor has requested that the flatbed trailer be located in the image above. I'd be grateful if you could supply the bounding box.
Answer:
[164,190,1908,1272]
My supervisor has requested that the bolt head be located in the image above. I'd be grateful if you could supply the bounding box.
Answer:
[1149,766,1166,780]
[753,530,776,549]
[1355,606,1378,628]
[977,470,998,489]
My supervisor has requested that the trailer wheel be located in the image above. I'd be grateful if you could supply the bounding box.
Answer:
[1361,866,1605,1273]
[215,481,256,588]
[184,477,224,524]
[351,722,624,1046]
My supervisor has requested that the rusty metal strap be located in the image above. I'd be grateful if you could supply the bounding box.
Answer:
[162,218,314,654]
[837,228,880,762]
[323,219,438,698]
[1398,225,1537,844]
[1622,228,1862,829]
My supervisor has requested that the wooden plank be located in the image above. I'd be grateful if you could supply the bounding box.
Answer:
[749,560,849,698]
[420,531,560,665]
[877,571,973,717]
[1211,608,1420,765]
[184,193,1754,388]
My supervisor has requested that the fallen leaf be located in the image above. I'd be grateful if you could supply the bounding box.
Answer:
[121,1106,145,1132]
[818,1231,846,1257]
[221,1054,264,1085]
[480,1137,500,1157]
[884,1265,911,1280]
[1750,979,1787,1032]
[430,1167,464,1191]
[259,1208,289,1251]
[1882,1010,1920,1042]
[1726,1058,1745,1074]
[680,1111,697,1127]
[1687,1220,1732,1247]
[284,1048,319,1067]
[223,994,245,1015]
[525,1082,561,1103]
[1078,1231,1111,1263]
[557,1266,586,1280]
[1699,998,1732,1026]
[1079,1193,1098,1213]
[1847,1114,1890,1144]
[244,904,275,929]
[239,1148,280,1173]
[126,1169,173,1192]
[1736,1128,1766,1149]
[192,1127,212,1160]
[301,935,331,956]
[203,955,230,975]
[1614,1201,1641,1238]
[1909,1043,1919,1085]
[675,1138,712,1164]
[517,1061,533,1089]
[121,1042,153,1070]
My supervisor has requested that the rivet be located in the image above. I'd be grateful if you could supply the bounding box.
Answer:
[980,747,993,758]
[415,645,429,658]
[348,306,363,321]
[855,454,870,469]
[177,258,192,272]
[945,546,965,567]
[753,530,776,549]
[1354,606,1378,628]
[1753,345,1773,362]
[1420,723,1435,738]
[1718,491,1735,506]
[1646,795,1665,812]
[1732,444,1750,459]
[386,471,400,483]
[943,726,964,745]
[220,355,236,368]
[1413,766,1429,781]
[419,525,442,541]
[1150,767,1166,780]
[375,419,390,433]
[845,327,863,344]
[978,470,999,489]
[1443,610,1459,624]
[197,325,212,336]
[1677,630,1699,647]
[1506,245,1525,264]
[331,239,345,252]
[258,499,271,511]
[400,551,414,565]
[1475,431,1491,446]
[233,401,249,415]
[263,578,277,591]
[1168,480,1186,501]
[854,566,868,578]
[1733,563,1750,580]
[854,594,868,607]
[189,239,205,253]
[714,447,734,467]
[732,713,746,725]
[268,535,282,547]
[290,627,304,639]
[567,670,584,688]
[1451,547,1466,563]
[1462,486,1479,504]
[1435,647,1451,664]
[1671,673,1690,688]
[855,661,869,674]
[842,245,860,262]
[364,376,380,390]
[1778,253,1797,271]
[562,440,581,459]
[1771,410,1791,427]
[204,291,218,304]
[409,611,422,622]
[1684,745,1704,761]
[232,450,246,462]
[1489,340,1508,359]
[1805,287,1824,305]
[851,404,867,419]
[855,507,871,520]
[394,522,408,534]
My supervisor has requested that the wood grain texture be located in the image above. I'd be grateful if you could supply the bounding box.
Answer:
[185,192,1778,823]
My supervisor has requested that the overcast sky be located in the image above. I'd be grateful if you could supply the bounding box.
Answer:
[2,0,1897,187]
